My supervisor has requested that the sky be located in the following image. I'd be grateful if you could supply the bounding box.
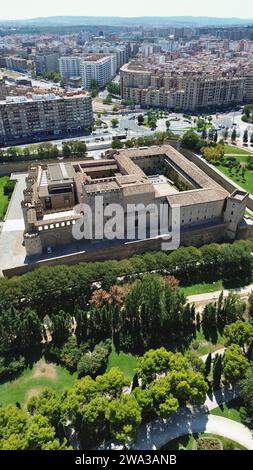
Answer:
[0,0,252,21]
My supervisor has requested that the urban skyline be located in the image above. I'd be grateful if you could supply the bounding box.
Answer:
[0,1,253,21]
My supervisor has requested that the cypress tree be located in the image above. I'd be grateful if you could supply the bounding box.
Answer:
[205,353,212,377]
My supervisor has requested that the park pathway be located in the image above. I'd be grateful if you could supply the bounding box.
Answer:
[131,385,253,450]
[100,385,253,450]
[187,284,253,306]
[201,348,225,363]
[132,412,253,450]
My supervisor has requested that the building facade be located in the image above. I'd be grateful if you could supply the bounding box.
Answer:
[120,61,248,111]
[35,51,60,75]
[59,56,82,79]
[0,92,93,145]
[59,54,116,88]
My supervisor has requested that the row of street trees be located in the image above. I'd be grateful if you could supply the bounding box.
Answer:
[0,140,87,162]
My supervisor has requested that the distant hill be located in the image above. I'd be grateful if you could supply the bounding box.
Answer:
[0,15,253,27]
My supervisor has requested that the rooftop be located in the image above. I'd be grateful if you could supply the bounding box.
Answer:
[166,188,227,206]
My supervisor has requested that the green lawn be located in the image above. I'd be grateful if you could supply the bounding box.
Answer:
[161,433,246,450]
[0,359,77,407]
[191,328,225,356]
[224,144,251,156]
[0,176,10,220]
[217,165,253,194]
[210,397,243,423]
[180,280,224,296]
[212,144,253,194]
[106,346,138,379]
[216,163,253,194]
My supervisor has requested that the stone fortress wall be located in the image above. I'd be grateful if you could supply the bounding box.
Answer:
[17,144,250,268]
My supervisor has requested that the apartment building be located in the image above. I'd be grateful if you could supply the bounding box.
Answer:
[0,92,93,145]
[80,54,116,89]
[0,79,8,100]
[35,51,60,75]
[59,54,116,89]
[182,76,245,111]
[245,75,253,103]
[59,56,82,79]
[120,61,247,111]
[83,44,128,70]
[5,56,32,73]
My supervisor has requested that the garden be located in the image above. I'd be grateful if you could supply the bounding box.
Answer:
[161,433,246,450]
[0,176,15,220]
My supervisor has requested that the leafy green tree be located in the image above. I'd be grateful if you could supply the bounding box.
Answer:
[77,340,111,378]
[106,81,120,96]
[62,142,72,157]
[137,114,144,125]
[3,180,16,197]
[0,405,68,450]
[105,394,142,444]
[136,347,171,386]
[0,405,28,450]
[133,387,154,419]
[240,366,253,429]
[62,375,98,425]
[81,396,110,444]
[181,130,202,151]
[103,95,112,104]
[96,367,130,399]
[158,395,179,418]
[223,344,249,384]
[26,414,57,450]
[89,80,99,97]
[169,370,207,406]
[58,335,82,371]
[27,389,63,431]
[112,138,123,149]
[187,351,205,375]
[243,104,253,119]
[224,321,253,354]
[111,118,119,128]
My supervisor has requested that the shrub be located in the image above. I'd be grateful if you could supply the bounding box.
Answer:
[3,180,16,199]
[77,340,112,378]
[0,355,26,382]
[196,437,223,450]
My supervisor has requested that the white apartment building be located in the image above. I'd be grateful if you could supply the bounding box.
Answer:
[59,56,82,79]
[83,44,128,70]
[59,54,116,89]
[245,75,253,103]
